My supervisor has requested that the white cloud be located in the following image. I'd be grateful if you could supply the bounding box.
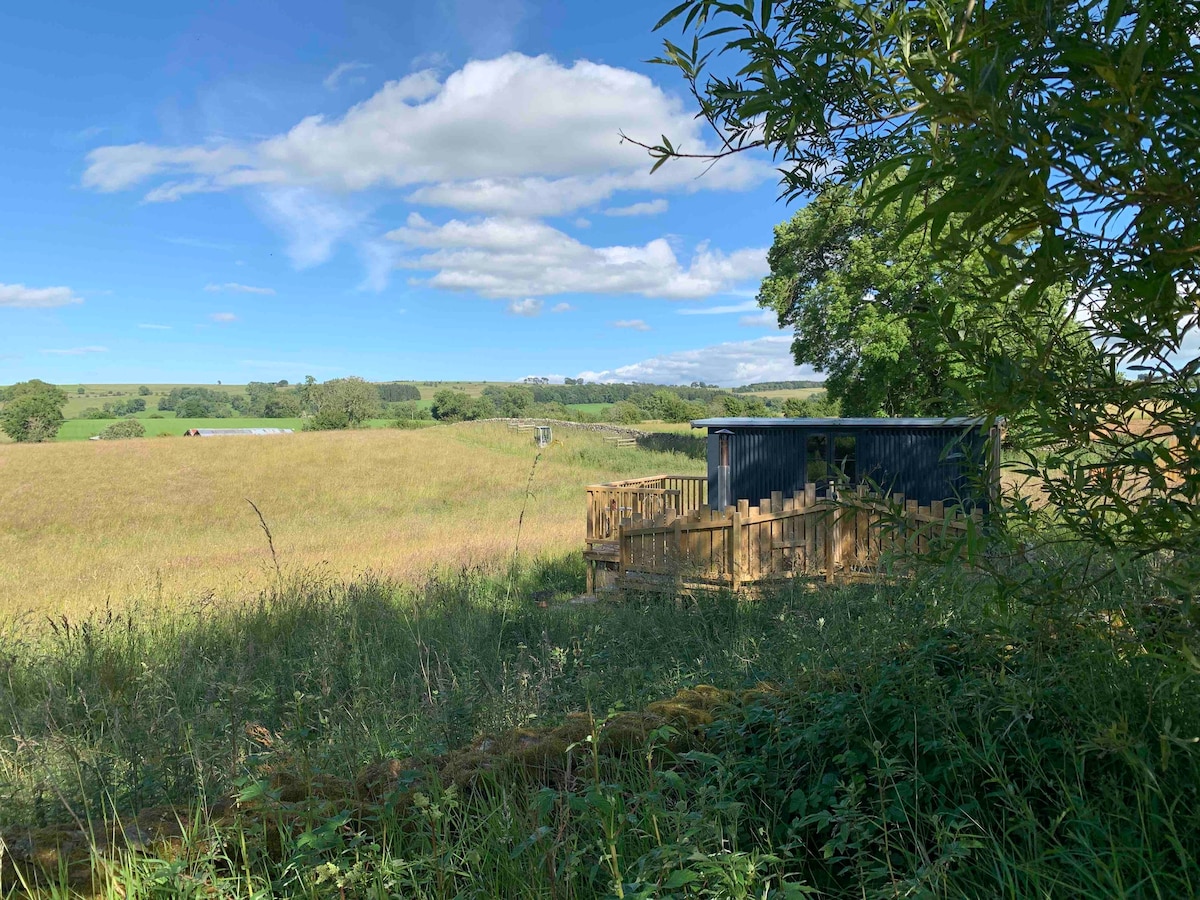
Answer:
[613,319,651,331]
[257,187,364,268]
[578,336,824,387]
[506,298,543,316]
[551,302,573,313]
[603,199,668,217]
[210,312,238,323]
[82,143,257,193]
[324,61,371,91]
[677,300,760,316]
[390,214,767,299]
[739,310,780,328]
[0,283,83,308]
[137,323,172,330]
[358,238,403,291]
[41,345,107,355]
[82,53,768,215]
[574,218,591,228]
[204,282,276,295]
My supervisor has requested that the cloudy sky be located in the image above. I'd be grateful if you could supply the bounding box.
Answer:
[0,0,821,386]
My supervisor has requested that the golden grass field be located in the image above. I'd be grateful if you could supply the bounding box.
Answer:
[0,423,703,620]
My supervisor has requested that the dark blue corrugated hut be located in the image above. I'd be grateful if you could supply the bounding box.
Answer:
[692,417,999,511]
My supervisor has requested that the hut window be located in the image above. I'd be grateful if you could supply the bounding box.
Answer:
[834,434,857,483]
[805,434,828,484]
[719,432,730,467]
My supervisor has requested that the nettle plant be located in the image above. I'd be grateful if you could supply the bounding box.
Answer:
[640,0,1200,604]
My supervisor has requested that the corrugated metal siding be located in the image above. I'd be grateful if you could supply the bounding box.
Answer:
[709,423,990,510]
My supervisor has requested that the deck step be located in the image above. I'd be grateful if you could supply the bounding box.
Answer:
[584,541,620,562]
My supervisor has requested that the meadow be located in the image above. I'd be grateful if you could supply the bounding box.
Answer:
[2,562,1197,897]
[2,411,1197,898]
[0,423,702,619]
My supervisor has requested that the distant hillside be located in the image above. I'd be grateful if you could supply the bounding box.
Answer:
[733,380,825,393]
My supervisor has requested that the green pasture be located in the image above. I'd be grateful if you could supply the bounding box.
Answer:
[56,417,396,441]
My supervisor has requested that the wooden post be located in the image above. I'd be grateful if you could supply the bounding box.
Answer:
[729,505,741,591]
[825,509,836,584]
[673,516,683,575]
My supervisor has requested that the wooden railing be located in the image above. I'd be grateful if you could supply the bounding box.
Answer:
[614,483,980,589]
[585,475,708,542]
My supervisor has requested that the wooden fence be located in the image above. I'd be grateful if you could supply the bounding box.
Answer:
[612,483,981,591]
[585,475,708,542]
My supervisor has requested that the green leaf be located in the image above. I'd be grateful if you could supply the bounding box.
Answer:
[654,0,694,31]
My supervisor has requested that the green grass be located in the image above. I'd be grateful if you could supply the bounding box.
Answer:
[55,417,397,440]
[566,402,612,415]
[2,560,1197,897]
[60,383,248,418]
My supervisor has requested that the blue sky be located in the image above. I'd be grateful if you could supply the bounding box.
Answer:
[0,0,821,387]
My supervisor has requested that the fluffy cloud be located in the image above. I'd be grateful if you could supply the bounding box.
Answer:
[390,214,767,299]
[551,302,573,313]
[257,187,365,268]
[210,312,238,323]
[506,298,543,316]
[0,283,83,308]
[204,282,276,295]
[738,310,780,328]
[578,336,823,387]
[82,53,766,215]
[613,319,651,331]
[41,345,107,355]
[603,199,668,217]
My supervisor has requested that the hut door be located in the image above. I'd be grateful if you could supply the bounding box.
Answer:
[806,433,857,498]
[805,434,830,496]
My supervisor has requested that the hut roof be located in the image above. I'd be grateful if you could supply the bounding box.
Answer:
[691,417,986,429]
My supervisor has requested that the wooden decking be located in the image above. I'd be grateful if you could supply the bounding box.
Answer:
[585,476,981,594]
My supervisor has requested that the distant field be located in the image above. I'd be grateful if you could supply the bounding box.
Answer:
[740,386,826,400]
[60,383,247,418]
[55,417,396,440]
[565,402,611,414]
[0,423,704,617]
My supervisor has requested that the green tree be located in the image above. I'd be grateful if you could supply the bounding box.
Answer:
[609,401,644,425]
[430,390,473,422]
[1,381,67,442]
[100,418,146,440]
[482,385,534,418]
[757,183,1072,416]
[137,385,151,396]
[649,0,1200,598]
[782,393,840,418]
[307,377,380,430]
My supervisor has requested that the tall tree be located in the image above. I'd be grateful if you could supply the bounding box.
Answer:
[646,0,1200,598]
[0,380,67,442]
[760,183,981,416]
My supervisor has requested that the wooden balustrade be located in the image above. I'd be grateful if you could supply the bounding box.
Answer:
[600,482,981,591]
[585,475,708,543]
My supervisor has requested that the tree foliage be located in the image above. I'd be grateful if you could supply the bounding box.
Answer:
[1,380,67,442]
[99,418,146,440]
[759,182,1084,416]
[650,0,1200,598]
[306,377,380,430]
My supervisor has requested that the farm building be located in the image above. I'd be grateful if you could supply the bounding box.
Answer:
[183,428,294,437]
[584,416,1000,594]
[693,417,1000,511]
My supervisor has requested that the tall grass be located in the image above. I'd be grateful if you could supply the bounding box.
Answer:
[2,560,1197,897]
[0,424,703,619]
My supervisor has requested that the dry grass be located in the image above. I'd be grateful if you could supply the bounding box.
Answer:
[0,423,702,620]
